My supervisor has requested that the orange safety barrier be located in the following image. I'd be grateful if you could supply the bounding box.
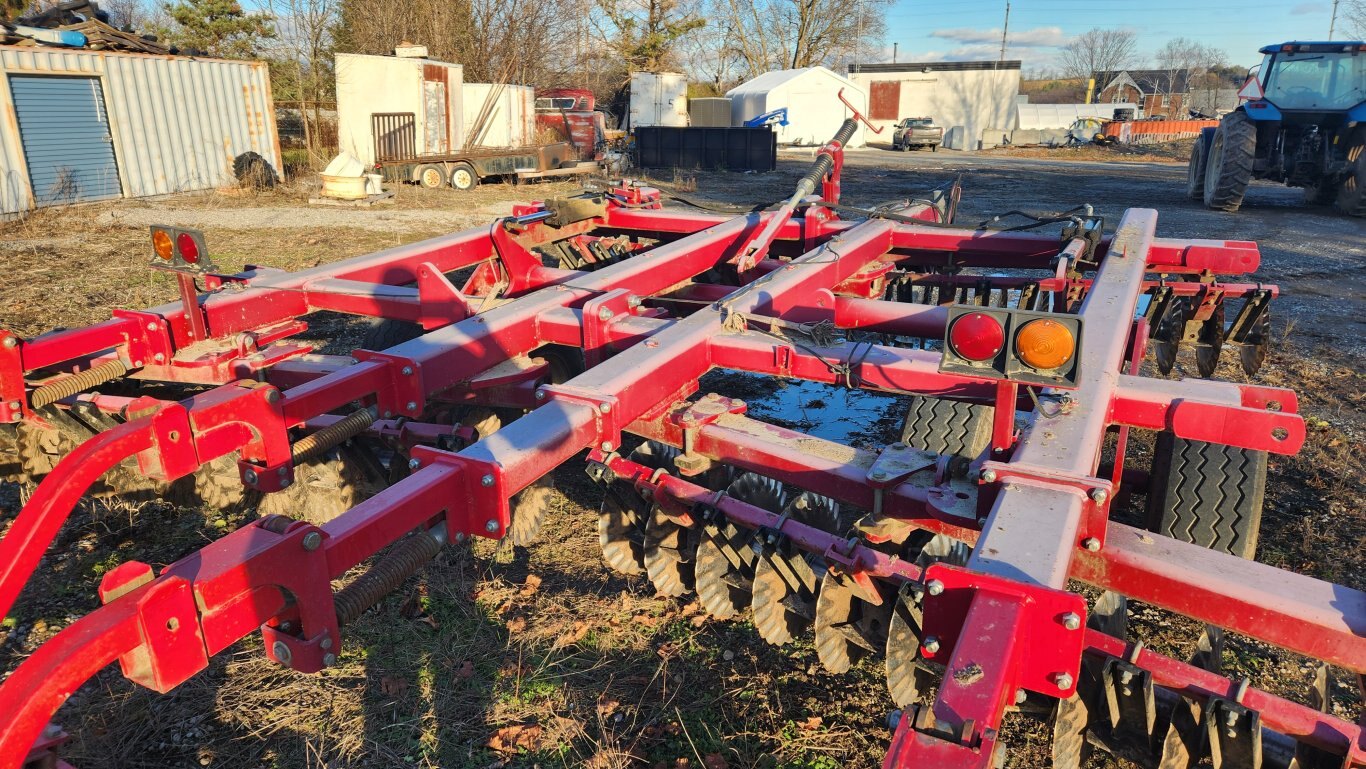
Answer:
[1103,119,1220,143]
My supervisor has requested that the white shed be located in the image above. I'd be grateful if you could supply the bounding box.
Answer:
[0,45,280,217]
[335,52,463,166]
[726,67,868,148]
[629,71,688,129]
[847,61,1022,150]
[462,84,534,148]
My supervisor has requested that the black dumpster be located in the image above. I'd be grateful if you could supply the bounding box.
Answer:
[635,127,777,172]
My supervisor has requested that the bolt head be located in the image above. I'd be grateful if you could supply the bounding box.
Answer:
[980,469,997,483]
[922,637,941,655]
[154,352,166,363]
[1014,689,1027,705]
[406,401,418,412]
[301,531,323,551]
[1082,537,1101,552]
[1089,488,1108,504]
[535,389,546,400]
[1061,612,1081,631]
[147,322,158,331]
[601,441,614,452]
[401,366,414,376]
[926,579,945,596]
[485,519,499,533]
[320,637,332,650]
[627,295,642,309]
[271,640,292,666]
[8,401,19,412]
[453,531,467,543]
[871,469,888,481]
[480,474,495,487]
[323,653,337,667]
[598,307,614,321]
[243,468,259,485]
[408,458,421,470]
[599,402,611,413]
[279,479,291,489]
[1,337,15,348]
[1054,672,1074,690]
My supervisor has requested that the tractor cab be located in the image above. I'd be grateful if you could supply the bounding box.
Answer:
[1249,42,1366,114]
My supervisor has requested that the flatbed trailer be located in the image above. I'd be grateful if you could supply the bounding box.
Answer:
[375,141,598,191]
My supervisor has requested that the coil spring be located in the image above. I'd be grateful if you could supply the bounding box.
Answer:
[29,359,129,409]
[291,406,378,464]
[334,529,442,625]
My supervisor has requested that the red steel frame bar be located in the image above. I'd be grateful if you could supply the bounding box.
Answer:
[0,194,1354,768]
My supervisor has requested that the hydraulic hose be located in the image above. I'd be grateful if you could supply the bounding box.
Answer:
[791,118,860,203]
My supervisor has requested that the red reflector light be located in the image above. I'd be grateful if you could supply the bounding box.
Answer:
[176,232,200,264]
[948,312,1005,362]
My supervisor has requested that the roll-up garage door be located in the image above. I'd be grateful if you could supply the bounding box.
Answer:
[10,75,122,206]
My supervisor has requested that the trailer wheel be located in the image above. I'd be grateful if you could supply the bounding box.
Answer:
[1185,136,1208,200]
[899,395,992,461]
[1146,432,1266,559]
[1203,112,1257,212]
[361,318,423,350]
[416,164,447,189]
[1334,128,1366,217]
[449,162,479,191]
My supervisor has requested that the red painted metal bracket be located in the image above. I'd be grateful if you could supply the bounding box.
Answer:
[416,261,473,330]
[0,332,24,423]
[537,384,623,452]
[581,289,636,367]
[349,350,424,420]
[976,459,1113,549]
[407,445,510,538]
[919,563,1088,698]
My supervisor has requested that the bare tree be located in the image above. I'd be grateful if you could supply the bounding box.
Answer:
[593,0,704,72]
[1058,27,1140,82]
[1154,37,1226,116]
[263,0,338,158]
[1344,0,1366,38]
[716,0,891,78]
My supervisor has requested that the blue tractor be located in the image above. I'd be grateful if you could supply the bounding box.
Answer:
[1189,41,1366,215]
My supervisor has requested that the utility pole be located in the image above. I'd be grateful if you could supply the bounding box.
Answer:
[999,1,1011,63]
[893,42,898,63]
[1329,0,1340,40]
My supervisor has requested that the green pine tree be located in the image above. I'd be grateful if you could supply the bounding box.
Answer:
[159,0,275,58]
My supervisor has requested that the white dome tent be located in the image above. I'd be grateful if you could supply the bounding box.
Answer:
[726,67,869,148]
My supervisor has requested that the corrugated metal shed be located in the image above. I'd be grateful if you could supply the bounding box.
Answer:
[0,45,280,216]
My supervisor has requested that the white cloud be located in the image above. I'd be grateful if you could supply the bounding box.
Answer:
[1290,2,1328,13]
[930,26,1068,48]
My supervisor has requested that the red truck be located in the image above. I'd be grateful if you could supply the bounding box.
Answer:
[536,88,610,161]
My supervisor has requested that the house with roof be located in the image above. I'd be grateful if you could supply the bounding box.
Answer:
[1092,69,1191,118]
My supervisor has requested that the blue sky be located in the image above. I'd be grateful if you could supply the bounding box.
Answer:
[878,0,1347,72]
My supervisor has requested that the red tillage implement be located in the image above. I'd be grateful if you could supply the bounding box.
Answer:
[0,115,1360,769]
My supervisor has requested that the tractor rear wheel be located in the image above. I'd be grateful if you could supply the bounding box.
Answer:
[1146,432,1266,559]
[1203,112,1257,212]
[1185,137,1208,200]
[1334,128,1366,216]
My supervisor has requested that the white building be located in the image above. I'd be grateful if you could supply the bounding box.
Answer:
[335,52,463,166]
[726,67,869,148]
[847,61,1022,150]
[0,45,280,217]
[628,72,688,129]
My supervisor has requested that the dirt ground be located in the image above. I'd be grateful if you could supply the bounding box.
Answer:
[0,151,1361,769]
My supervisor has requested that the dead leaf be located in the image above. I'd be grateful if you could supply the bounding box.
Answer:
[703,754,728,769]
[633,613,660,627]
[486,723,546,753]
[506,615,527,634]
[555,620,590,648]
[689,614,707,628]
[419,614,439,630]
[455,660,475,680]
[656,642,679,659]
[797,716,822,731]
[380,676,409,698]
[663,722,683,737]
[679,601,701,616]
[596,694,620,719]
[520,574,542,596]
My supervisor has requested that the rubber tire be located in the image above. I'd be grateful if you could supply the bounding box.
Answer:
[361,319,423,351]
[899,395,993,460]
[1146,432,1266,559]
[1185,137,1208,200]
[1203,112,1257,212]
[416,164,447,189]
[233,151,278,189]
[449,162,479,191]
[1334,128,1366,216]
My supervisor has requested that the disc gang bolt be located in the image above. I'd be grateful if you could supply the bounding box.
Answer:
[1014,689,1027,704]
[301,531,322,551]
[480,474,495,487]
[598,307,614,321]
[922,637,941,655]
[927,579,945,596]
[271,641,292,667]
[1089,488,1108,504]
[1082,537,1101,551]
[408,458,421,470]
[1054,672,1074,690]
[980,468,997,483]
[322,653,337,667]
[1061,612,1081,631]
[485,519,498,533]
